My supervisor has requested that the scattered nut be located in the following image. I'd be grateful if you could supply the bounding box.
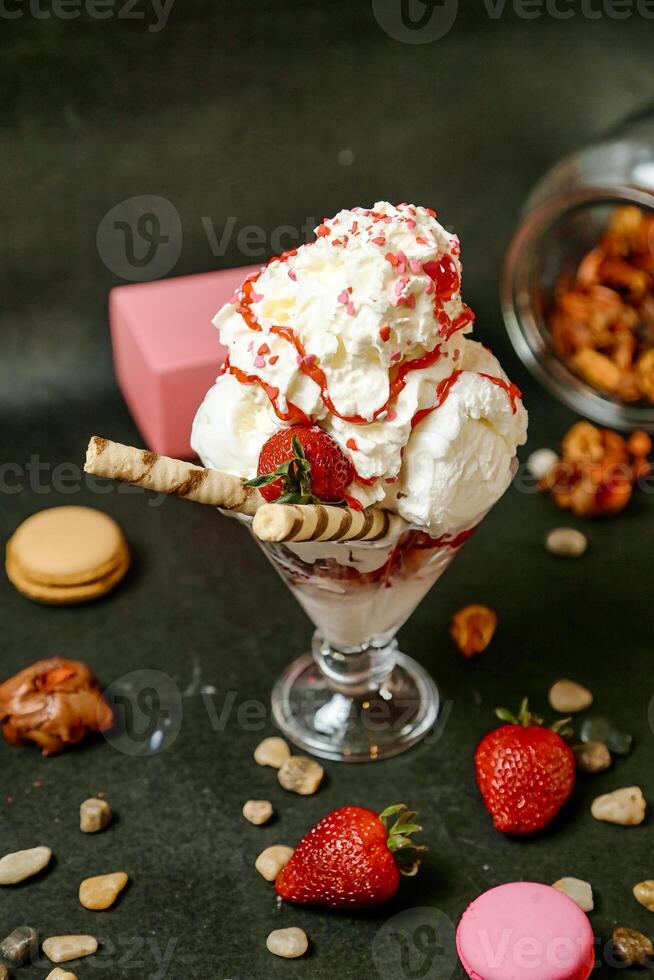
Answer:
[450,605,498,658]
[255,845,294,882]
[278,756,324,795]
[527,448,559,481]
[46,971,78,980]
[549,679,593,713]
[633,880,654,912]
[552,877,594,912]
[0,926,38,964]
[266,927,308,959]
[80,797,112,833]
[254,736,291,769]
[545,527,587,558]
[612,926,654,966]
[540,421,649,517]
[573,741,611,773]
[243,800,273,826]
[591,786,646,825]
[0,845,52,885]
[42,936,98,964]
[79,872,128,911]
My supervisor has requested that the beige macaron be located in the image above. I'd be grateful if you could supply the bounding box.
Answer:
[6,506,130,605]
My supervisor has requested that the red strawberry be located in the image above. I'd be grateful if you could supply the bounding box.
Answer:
[247,425,354,504]
[275,804,424,909]
[474,699,575,835]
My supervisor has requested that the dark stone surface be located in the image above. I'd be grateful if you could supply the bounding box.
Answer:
[1,2,653,977]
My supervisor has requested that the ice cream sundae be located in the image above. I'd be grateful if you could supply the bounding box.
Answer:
[87,202,527,762]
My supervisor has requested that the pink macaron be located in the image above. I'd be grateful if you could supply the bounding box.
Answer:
[456,882,595,980]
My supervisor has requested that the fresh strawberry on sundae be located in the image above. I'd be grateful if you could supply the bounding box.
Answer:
[246,424,355,504]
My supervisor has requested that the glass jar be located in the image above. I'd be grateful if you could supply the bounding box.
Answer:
[502,110,654,430]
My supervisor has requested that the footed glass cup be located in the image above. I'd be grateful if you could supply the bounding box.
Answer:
[251,524,471,763]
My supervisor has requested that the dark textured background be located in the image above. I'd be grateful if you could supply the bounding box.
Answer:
[1,1,654,977]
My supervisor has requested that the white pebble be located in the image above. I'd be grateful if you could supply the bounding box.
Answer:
[591,786,646,825]
[573,741,611,773]
[266,927,308,959]
[549,679,593,713]
[46,970,78,980]
[80,798,112,834]
[633,880,654,912]
[528,448,559,480]
[0,846,52,885]
[552,877,594,912]
[42,936,98,963]
[546,527,588,558]
[242,800,273,826]
[255,845,294,882]
[254,737,291,769]
[278,756,324,795]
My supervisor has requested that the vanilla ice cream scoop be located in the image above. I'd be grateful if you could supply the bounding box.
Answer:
[192,202,527,536]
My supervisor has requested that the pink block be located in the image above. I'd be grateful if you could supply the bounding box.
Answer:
[110,265,260,459]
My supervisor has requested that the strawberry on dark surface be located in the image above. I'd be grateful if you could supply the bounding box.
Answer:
[275,804,424,909]
[247,425,355,504]
[474,699,575,836]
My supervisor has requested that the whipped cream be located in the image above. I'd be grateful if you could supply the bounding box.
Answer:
[192,202,528,536]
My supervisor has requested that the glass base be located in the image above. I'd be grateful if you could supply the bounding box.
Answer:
[271,641,439,763]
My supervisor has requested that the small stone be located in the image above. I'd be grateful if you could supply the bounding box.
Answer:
[80,798,112,833]
[46,971,78,980]
[612,926,654,966]
[545,527,587,558]
[255,845,294,882]
[79,872,128,910]
[254,737,291,769]
[633,880,654,912]
[0,966,7,980]
[552,877,594,912]
[528,448,559,480]
[573,741,611,773]
[591,786,646,825]
[43,936,98,964]
[581,717,632,755]
[266,927,308,959]
[278,756,324,795]
[0,926,38,963]
[243,800,273,826]
[549,679,593,713]
[0,845,52,884]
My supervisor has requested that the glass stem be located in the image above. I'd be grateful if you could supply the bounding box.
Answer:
[312,630,398,697]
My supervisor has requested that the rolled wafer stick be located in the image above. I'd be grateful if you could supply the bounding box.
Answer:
[252,502,397,543]
[84,436,262,515]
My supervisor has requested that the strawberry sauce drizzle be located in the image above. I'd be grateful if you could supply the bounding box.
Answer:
[230,246,455,426]
[410,369,522,431]
[228,235,520,458]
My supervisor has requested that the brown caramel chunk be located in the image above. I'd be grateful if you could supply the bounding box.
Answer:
[0,658,113,756]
